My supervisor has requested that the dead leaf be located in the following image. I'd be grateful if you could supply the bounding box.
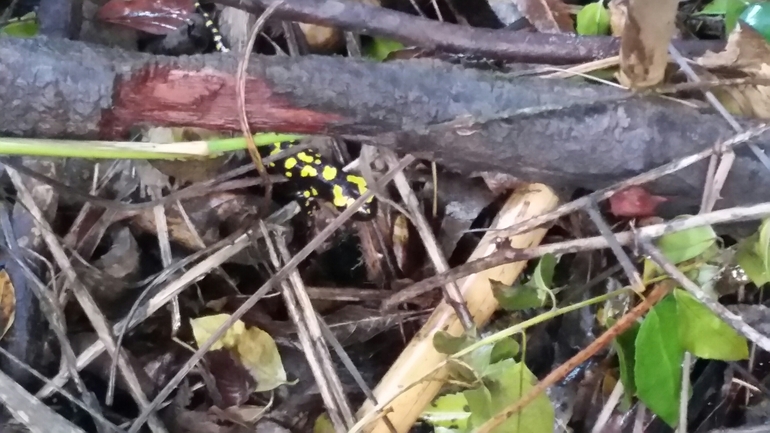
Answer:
[0,269,16,341]
[205,349,256,407]
[191,314,288,393]
[617,0,679,88]
[512,0,574,33]
[696,23,770,118]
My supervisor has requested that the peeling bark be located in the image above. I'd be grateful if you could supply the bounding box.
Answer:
[1,36,769,216]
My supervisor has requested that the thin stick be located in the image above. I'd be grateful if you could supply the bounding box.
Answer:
[473,282,674,433]
[383,201,770,308]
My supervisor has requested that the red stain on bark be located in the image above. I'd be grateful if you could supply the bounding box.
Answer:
[100,64,345,138]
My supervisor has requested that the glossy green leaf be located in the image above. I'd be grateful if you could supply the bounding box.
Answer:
[613,322,640,406]
[635,294,683,428]
[433,331,475,355]
[490,337,520,364]
[421,392,471,430]
[466,360,554,433]
[740,2,770,41]
[576,1,610,35]
[1,13,38,38]
[532,254,557,292]
[736,235,770,286]
[365,38,405,61]
[491,279,545,311]
[674,289,749,360]
[655,225,718,265]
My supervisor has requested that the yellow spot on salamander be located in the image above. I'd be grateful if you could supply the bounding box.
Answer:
[284,157,297,170]
[346,174,368,195]
[303,190,311,198]
[285,171,292,178]
[297,152,315,164]
[301,165,318,177]
[322,166,338,181]
[270,143,282,155]
[310,187,319,196]
[332,184,351,208]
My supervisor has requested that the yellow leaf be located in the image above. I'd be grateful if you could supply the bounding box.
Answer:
[236,326,288,392]
[0,269,16,341]
[190,314,246,351]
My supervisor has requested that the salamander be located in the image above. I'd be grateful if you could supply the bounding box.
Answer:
[260,141,377,220]
[196,4,376,220]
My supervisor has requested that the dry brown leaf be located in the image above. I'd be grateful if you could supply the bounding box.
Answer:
[617,0,679,88]
[512,0,574,33]
[696,23,770,119]
[0,269,16,341]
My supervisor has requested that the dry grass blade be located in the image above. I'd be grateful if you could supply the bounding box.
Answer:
[264,224,355,431]
[5,167,168,433]
[127,156,415,433]
[0,368,88,433]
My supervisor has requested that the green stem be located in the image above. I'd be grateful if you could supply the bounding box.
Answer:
[452,288,631,359]
[0,133,307,160]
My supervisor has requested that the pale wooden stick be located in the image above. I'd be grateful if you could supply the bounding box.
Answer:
[355,183,560,433]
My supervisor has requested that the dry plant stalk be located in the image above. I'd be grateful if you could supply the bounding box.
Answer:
[355,183,559,433]
[617,0,679,88]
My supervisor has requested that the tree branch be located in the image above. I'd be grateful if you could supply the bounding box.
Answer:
[1,36,769,215]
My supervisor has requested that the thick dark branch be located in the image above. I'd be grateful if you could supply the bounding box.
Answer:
[1,36,769,215]
[215,0,722,64]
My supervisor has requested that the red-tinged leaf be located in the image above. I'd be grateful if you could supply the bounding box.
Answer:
[98,0,195,35]
[609,186,668,218]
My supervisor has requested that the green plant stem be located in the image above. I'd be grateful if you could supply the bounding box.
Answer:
[453,288,631,359]
[0,133,306,160]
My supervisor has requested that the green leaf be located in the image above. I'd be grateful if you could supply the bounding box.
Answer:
[421,392,471,430]
[635,294,683,428]
[433,330,475,355]
[1,12,38,38]
[532,254,557,292]
[465,360,554,433]
[674,289,749,360]
[740,2,770,40]
[697,0,751,34]
[365,37,405,61]
[736,235,770,286]
[656,225,718,265]
[612,322,640,406]
[576,1,610,35]
[491,279,545,311]
[490,338,520,364]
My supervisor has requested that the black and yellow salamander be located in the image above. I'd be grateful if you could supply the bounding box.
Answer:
[195,6,375,220]
[259,141,377,221]
[194,1,229,53]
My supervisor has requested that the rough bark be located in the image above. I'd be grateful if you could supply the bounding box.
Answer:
[1,36,769,216]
